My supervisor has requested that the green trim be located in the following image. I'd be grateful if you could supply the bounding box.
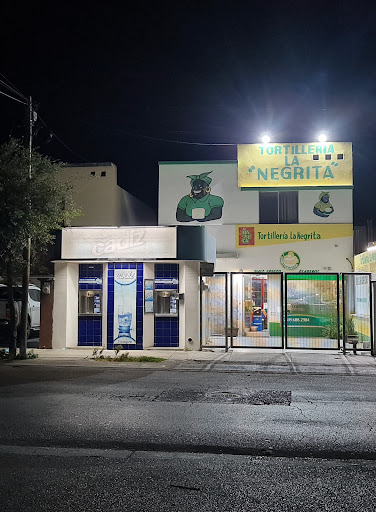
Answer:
[158,160,238,165]
[287,274,337,281]
[241,186,353,191]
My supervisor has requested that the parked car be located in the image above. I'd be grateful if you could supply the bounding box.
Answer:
[0,284,40,338]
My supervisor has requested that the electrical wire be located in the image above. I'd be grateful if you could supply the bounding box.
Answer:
[0,73,28,100]
[0,72,88,162]
[38,115,89,162]
[109,126,237,147]
[0,79,27,102]
[0,88,27,105]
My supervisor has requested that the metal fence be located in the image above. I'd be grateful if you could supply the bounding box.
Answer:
[201,272,374,352]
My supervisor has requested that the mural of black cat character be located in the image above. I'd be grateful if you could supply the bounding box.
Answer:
[176,171,224,222]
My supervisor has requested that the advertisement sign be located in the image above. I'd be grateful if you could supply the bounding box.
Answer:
[113,269,137,345]
[62,227,177,259]
[144,279,154,313]
[238,142,353,188]
[236,224,352,248]
[354,250,376,273]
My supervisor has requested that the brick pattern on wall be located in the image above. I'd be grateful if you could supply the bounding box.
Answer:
[154,263,179,347]
[107,263,144,350]
[78,264,103,347]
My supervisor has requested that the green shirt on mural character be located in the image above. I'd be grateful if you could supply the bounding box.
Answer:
[176,171,224,222]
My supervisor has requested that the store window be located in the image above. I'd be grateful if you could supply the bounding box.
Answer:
[259,191,298,224]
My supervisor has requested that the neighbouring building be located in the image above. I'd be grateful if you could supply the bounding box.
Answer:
[59,162,156,226]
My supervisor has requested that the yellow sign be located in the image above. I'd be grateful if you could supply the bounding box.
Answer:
[238,142,353,188]
[354,250,376,272]
[236,224,352,248]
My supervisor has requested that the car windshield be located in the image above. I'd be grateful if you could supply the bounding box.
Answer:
[0,287,23,301]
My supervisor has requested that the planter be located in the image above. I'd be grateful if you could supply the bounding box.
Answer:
[226,327,238,337]
[346,334,359,354]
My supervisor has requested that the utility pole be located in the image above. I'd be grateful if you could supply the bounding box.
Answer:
[19,96,33,358]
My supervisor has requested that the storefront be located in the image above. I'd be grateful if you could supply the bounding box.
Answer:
[158,142,373,352]
[51,225,215,350]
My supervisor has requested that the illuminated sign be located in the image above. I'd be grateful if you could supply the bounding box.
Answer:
[354,250,376,273]
[236,224,352,248]
[61,227,177,259]
[238,142,353,188]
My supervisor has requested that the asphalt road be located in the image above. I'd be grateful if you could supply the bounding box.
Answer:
[0,363,375,510]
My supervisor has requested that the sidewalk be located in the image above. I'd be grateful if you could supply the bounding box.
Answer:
[4,346,375,374]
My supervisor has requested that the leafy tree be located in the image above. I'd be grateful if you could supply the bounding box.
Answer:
[0,138,79,358]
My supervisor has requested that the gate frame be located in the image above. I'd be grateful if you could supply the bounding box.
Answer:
[229,272,284,349]
[342,272,373,355]
[284,272,341,351]
[200,272,229,351]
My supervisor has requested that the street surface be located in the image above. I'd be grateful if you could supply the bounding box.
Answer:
[0,355,375,510]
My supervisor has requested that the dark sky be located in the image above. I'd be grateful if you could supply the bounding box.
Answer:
[1,1,375,224]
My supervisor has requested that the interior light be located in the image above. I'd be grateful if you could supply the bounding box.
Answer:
[261,134,271,144]
[367,242,376,252]
[318,133,327,142]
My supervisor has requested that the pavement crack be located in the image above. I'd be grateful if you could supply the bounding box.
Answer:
[169,483,202,492]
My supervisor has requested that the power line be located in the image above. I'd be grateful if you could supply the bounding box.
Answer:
[0,88,27,105]
[108,126,237,147]
[0,72,88,162]
[38,115,89,162]
[0,79,27,101]
[0,73,27,100]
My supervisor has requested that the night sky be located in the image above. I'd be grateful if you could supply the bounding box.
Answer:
[1,1,375,225]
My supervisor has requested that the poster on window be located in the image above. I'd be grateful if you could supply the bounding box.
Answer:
[113,269,137,345]
[144,279,154,313]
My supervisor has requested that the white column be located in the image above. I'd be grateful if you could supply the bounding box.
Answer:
[101,263,108,348]
[143,263,155,348]
[180,261,201,350]
[52,262,78,348]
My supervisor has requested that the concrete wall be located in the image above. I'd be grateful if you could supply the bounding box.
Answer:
[299,189,353,224]
[59,163,156,227]
[52,262,78,349]
[179,261,201,350]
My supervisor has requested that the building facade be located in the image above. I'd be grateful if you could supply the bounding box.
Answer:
[158,142,372,351]
[51,226,215,351]
[49,144,373,353]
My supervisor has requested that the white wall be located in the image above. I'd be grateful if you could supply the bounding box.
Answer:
[159,162,259,226]
[52,262,78,348]
[179,261,201,350]
[207,225,354,273]
[142,263,155,348]
[299,189,353,223]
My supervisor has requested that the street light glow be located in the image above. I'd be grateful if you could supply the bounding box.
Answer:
[261,134,271,144]
[318,133,327,142]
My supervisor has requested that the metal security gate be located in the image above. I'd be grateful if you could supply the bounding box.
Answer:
[201,272,284,349]
[342,273,373,353]
[201,273,228,349]
[285,273,340,350]
[230,272,284,348]
[201,272,373,352]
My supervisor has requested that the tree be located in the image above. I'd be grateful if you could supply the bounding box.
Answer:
[0,138,79,358]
